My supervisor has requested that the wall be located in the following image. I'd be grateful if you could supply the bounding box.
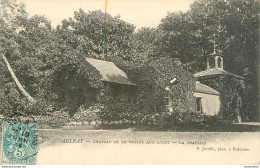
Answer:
[197,75,255,121]
[194,92,221,116]
[121,57,196,115]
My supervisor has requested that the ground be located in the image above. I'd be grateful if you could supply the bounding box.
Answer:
[1,129,259,164]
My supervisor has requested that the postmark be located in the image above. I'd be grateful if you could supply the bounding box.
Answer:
[1,121,38,165]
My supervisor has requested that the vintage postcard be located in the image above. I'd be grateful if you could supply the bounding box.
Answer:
[0,0,259,165]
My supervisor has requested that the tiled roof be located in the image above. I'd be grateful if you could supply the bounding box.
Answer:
[195,81,220,95]
[86,58,136,86]
[193,68,244,79]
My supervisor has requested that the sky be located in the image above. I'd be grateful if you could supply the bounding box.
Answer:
[19,0,194,30]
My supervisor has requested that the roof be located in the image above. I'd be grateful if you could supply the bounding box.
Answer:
[193,68,244,79]
[86,58,136,86]
[208,52,223,57]
[195,81,220,95]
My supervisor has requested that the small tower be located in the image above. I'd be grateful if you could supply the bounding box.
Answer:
[206,34,223,70]
[206,51,224,70]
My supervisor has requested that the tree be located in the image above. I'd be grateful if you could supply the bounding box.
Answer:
[154,0,260,77]
[2,55,35,103]
[133,27,157,66]
[0,1,60,114]
[57,9,136,63]
[0,0,27,29]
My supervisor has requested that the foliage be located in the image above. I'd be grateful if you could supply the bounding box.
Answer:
[0,0,27,28]
[121,57,196,115]
[132,28,157,66]
[142,111,205,126]
[87,57,196,126]
[49,51,103,116]
[146,0,259,79]
[24,98,55,115]
[135,0,259,121]
[202,115,223,126]
[71,104,101,123]
[57,9,136,62]
[0,17,30,115]
[96,86,139,122]
[198,75,254,121]
[0,0,258,125]
[1,3,105,116]
[34,109,70,128]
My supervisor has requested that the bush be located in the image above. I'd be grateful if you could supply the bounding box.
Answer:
[202,115,229,126]
[96,86,139,123]
[71,104,102,124]
[140,111,205,126]
[34,109,70,128]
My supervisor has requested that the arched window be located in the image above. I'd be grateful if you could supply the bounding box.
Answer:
[165,86,173,113]
[237,96,242,109]
[217,57,223,68]
[208,57,215,69]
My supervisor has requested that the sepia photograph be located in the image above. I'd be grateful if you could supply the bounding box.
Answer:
[0,0,259,165]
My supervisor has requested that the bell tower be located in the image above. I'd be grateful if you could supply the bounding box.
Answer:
[206,34,223,70]
[206,51,223,70]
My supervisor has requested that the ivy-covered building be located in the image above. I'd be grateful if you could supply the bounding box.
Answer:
[86,58,138,105]
[194,51,254,122]
[161,58,221,117]
[71,56,253,124]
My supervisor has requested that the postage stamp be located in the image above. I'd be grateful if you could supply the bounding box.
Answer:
[1,121,38,165]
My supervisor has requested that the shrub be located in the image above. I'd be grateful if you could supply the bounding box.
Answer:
[97,88,142,124]
[34,109,70,128]
[139,110,205,126]
[202,115,230,127]
[199,75,255,122]
[71,104,102,123]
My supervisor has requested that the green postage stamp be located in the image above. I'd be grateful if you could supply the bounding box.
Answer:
[1,121,38,165]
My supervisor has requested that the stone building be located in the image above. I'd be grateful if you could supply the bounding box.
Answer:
[194,81,221,116]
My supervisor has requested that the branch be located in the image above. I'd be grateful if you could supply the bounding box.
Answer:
[2,55,36,104]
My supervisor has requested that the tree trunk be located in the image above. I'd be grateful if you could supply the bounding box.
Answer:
[2,55,36,103]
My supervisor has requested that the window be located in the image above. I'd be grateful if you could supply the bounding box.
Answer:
[165,91,173,112]
[128,95,137,105]
[217,57,223,68]
[196,97,202,113]
[209,57,215,69]
[111,85,121,98]
[237,96,242,109]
